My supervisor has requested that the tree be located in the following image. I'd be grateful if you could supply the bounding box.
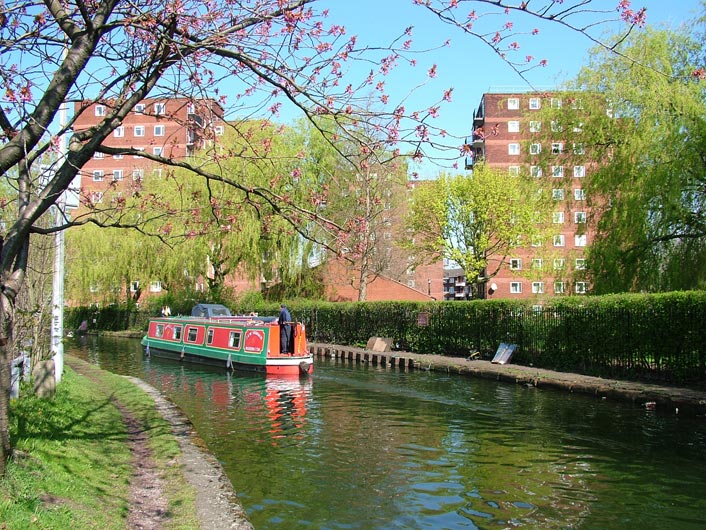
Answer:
[0,0,652,476]
[403,163,551,298]
[562,21,706,293]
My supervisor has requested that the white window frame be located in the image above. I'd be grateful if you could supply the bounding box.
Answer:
[134,103,145,113]
[133,147,144,158]
[532,258,543,270]
[510,258,522,270]
[130,281,140,293]
[574,165,586,178]
[134,125,145,137]
[552,166,564,178]
[530,165,543,178]
[574,188,586,201]
[153,168,163,178]
[553,258,565,270]
[551,142,563,154]
[132,168,144,181]
[551,120,563,133]
[508,143,521,156]
[95,104,105,116]
[92,170,104,181]
[529,120,541,132]
[573,143,585,155]
[154,125,165,137]
[510,281,522,294]
[531,282,544,294]
[508,165,520,176]
[575,234,588,247]
[153,146,163,156]
[551,97,562,109]
[574,211,587,224]
[553,211,565,224]
[575,281,588,294]
[508,120,520,133]
[154,102,166,115]
[554,281,565,294]
[112,169,123,181]
[214,125,224,136]
[552,189,565,201]
[149,281,162,293]
[113,153,124,160]
[575,258,586,270]
[114,126,124,138]
[553,234,566,247]
[93,151,105,159]
[90,191,103,203]
[507,97,520,110]
[530,143,542,155]
[529,97,541,110]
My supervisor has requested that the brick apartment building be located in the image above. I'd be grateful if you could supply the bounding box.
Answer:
[456,92,594,300]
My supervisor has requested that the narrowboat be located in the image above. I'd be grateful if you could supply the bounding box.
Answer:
[141,304,313,376]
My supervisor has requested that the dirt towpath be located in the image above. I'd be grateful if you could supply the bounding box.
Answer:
[310,342,706,415]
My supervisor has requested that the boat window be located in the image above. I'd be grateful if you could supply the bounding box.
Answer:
[228,330,242,349]
[155,324,164,338]
[173,326,182,340]
[187,327,199,342]
[207,328,215,345]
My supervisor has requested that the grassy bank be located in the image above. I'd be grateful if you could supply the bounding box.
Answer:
[1,358,199,529]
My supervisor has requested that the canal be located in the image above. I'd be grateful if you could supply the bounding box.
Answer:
[67,335,706,530]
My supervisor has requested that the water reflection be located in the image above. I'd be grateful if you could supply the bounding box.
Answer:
[67,337,706,530]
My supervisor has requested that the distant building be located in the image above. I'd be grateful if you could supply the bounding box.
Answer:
[463,92,594,300]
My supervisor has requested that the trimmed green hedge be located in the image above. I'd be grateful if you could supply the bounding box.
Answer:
[67,291,706,386]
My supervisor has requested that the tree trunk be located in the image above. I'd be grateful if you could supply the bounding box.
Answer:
[0,290,15,477]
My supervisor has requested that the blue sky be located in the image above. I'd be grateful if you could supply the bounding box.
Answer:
[322,0,702,177]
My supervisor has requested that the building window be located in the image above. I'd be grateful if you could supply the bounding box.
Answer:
[552,166,564,178]
[551,120,563,133]
[407,280,416,288]
[532,282,544,294]
[95,104,105,116]
[510,281,522,294]
[508,143,520,155]
[93,152,104,159]
[153,146,163,156]
[530,165,543,178]
[149,281,162,292]
[114,126,124,138]
[130,281,139,293]
[551,142,563,154]
[508,120,520,133]
[552,188,565,201]
[153,168,163,178]
[132,168,144,180]
[531,236,543,247]
[134,125,145,137]
[575,258,586,270]
[553,234,565,247]
[532,258,543,270]
[575,281,588,294]
[92,170,104,181]
[574,211,587,223]
[551,97,562,109]
[573,143,585,155]
[154,102,166,115]
[214,125,224,136]
[134,103,145,113]
[574,165,586,178]
[114,153,124,160]
[553,211,565,224]
[554,281,565,294]
[508,165,520,176]
[133,147,144,158]
[90,191,103,203]
[575,234,588,247]
[530,143,541,155]
[508,97,520,110]
[510,258,522,270]
[529,121,541,132]
[574,188,586,201]
[553,258,565,270]
[529,97,541,110]
[154,125,165,136]
[112,169,123,181]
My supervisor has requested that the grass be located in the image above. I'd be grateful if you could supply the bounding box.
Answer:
[1,357,199,529]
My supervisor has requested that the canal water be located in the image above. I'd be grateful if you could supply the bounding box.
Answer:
[67,335,706,530]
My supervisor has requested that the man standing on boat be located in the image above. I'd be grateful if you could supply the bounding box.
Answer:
[278,304,293,355]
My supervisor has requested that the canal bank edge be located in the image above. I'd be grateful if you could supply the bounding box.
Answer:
[126,377,255,530]
[309,342,706,416]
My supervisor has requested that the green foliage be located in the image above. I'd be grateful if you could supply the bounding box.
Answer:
[566,22,706,293]
[404,165,551,294]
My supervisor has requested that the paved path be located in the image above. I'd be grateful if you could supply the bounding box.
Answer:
[309,342,706,415]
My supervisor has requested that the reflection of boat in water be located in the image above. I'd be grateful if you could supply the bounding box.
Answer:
[141,304,313,376]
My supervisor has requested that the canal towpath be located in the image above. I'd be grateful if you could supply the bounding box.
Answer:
[309,342,706,415]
